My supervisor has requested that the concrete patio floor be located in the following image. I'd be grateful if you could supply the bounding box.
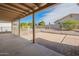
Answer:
[0,33,62,56]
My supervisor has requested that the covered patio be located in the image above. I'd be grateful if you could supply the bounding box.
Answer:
[0,3,63,56]
[0,3,56,43]
[0,32,63,56]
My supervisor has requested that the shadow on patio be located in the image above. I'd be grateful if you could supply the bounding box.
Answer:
[36,38,79,56]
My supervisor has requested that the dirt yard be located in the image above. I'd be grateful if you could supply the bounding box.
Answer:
[20,30,79,56]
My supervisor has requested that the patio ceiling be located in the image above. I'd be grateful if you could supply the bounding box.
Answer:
[0,3,56,21]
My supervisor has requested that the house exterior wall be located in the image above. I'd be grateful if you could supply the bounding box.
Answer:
[54,14,79,30]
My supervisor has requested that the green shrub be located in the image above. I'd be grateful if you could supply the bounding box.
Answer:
[20,22,29,28]
[38,21,45,28]
[62,20,79,30]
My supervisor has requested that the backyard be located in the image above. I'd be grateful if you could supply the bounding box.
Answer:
[0,3,79,56]
[19,27,79,55]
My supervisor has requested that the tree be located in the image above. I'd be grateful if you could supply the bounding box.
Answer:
[38,21,45,28]
[28,22,33,28]
[20,22,28,28]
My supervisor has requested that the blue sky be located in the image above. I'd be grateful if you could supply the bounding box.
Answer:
[20,3,79,25]
[20,6,53,24]
[42,3,79,24]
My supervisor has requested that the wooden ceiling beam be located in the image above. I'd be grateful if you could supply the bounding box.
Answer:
[16,3,57,19]
[33,3,40,7]
[0,9,24,19]
[0,3,57,21]
[6,3,28,13]
[0,4,26,16]
[7,3,30,12]
[20,3,33,10]
[0,8,25,17]
[39,3,47,7]
[0,11,18,20]
[22,3,56,18]
[0,4,28,15]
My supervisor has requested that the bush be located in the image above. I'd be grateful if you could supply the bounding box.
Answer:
[62,20,79,30]
[20,23,29,28]
[38,21,45,28]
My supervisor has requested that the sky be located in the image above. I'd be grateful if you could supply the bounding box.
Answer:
[42,3,79,24]
[20,5,54,24]
[19,3,79,25]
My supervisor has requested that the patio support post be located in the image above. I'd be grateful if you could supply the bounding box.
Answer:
[33,12,35,43]
[11,21,13,34]
[18,19,20,36]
